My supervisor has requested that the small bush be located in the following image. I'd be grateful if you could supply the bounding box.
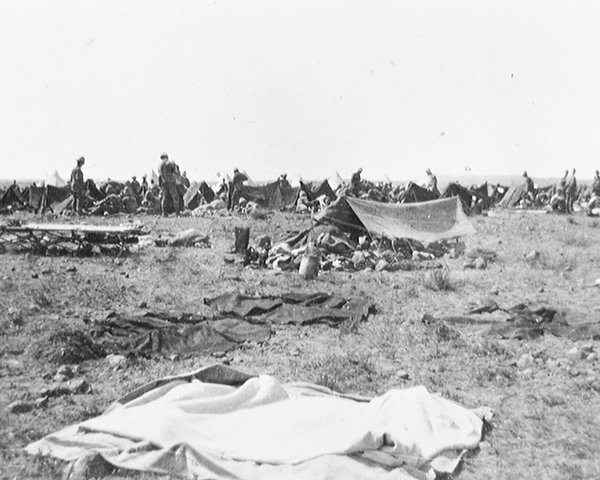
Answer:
[423,267,454,291]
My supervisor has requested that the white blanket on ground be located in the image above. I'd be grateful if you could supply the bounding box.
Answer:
[26,365,484,480]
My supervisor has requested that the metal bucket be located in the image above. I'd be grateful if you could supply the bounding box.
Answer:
[299,254,319,279]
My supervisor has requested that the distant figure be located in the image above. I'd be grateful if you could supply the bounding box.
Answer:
[565,168,577,214]
[522,171,535,206]
[350,168,363,196]
[587,170,600,213]
[158,152,181,216]
[181,171,190,189]
[549,187,566,213]
[140,174,149,195]
[277,173,291,189]
[425,168,440,196]
[559,170,568,191]
[228,168,248,210]
[70,156,86,215]
[130,176,141,196]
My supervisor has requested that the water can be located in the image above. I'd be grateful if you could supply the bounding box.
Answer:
[299,254,319,279]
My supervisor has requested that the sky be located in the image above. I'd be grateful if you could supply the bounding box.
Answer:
[2,1,600,184]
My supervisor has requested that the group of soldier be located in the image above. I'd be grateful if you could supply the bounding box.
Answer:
[64,153,600,216]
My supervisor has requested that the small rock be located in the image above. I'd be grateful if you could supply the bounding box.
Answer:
[138,301,148,309]
[516,353,534,369]
[106,354,127,369]
[31,273,39,279]
[566,347,580,359]
[68,378,91,394]
[489,286,499,295]
[223,255,236,264]
[474,257,487,269]
[518,368,533,378]
[7,400,35,414]
[525,250,540,261]
[537,286,545,293]
[396,370,410,380]
[64,451,116,480]
[587,353,597,362]
[546,359,559,369]
[66,266,77,273]
[57,365,73,378]
[53,373,69,383]
[591,381,600,392]
[463,260,475,269]
[211,351,226,358]
[568,367,580,377]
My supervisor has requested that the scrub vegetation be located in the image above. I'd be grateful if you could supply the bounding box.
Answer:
[1,210,600,479]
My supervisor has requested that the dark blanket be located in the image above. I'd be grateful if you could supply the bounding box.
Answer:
[423,302,600,340]
[204,291,374,325]
[91,311,271,357]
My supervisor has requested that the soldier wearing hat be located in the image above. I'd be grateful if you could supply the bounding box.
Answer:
[426,168,440,196]
[228,168,248,210]
[70,156,86,215]
[158,152,182,216]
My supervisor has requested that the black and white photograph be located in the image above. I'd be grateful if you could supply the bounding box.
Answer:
[2,2,600,479]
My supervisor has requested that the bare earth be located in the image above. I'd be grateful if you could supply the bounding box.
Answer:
[1,210,599,480]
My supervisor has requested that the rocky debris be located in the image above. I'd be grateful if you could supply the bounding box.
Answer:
[489,286,500,295]
[6,400,36,414]
[106,354,127,369]
[524,250,540,261]
[396,370,410,380]
[516,353,535,369]
[63,451,117,480]
[29,329,106,364]
[474,257,487,269]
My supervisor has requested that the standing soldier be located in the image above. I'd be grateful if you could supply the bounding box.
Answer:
[70,156,86,215]
[158,152,181,216]
[565,168,577,214]
[522,171,535,206]
[425,168,440,196]
[350,168,363,196]
[228,168,248,210]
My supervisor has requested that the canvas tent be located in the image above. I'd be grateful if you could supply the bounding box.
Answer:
[315,196,475,243]
[45,171,67,187]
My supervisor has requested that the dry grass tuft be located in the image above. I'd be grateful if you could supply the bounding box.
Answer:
[423,267,455,291]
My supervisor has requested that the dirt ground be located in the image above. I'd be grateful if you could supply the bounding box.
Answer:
[1,209,600,480]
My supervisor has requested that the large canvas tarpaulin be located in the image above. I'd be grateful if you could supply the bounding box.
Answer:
[237,182,300,210]
[183,181,216,210]
[204,291,373,325]
[423,302,600,340]
[27,364,486,480]
[315,196,475,243]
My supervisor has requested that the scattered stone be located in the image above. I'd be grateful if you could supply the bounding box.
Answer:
[525,250,540,261]
[566,347,581,359]
[7,400,35,414]
[138,301,148,309]
[64,451,117,480]
[57,365,74,378]
[223,254,236,264]
[106,354,127,369]
[396,370,410,380]
[68,378,91,394]
[568,367,580,377]
[38,384,70,398]
[211,351,226,358]
[31,273,38,279]
[537,286,545,293]
[463,260,475,269]
[586,353,597,362]
[518,368,533,378]
[34,396,49,408]
[66,266,77,273]
[474,257,487,269]
[591,381,600,392]
[516,353,534,369]
[489,286,499,295]
[53,373,69,383]
[546,359,559,369]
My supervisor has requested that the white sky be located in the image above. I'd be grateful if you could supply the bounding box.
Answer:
[2,1,600,183]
